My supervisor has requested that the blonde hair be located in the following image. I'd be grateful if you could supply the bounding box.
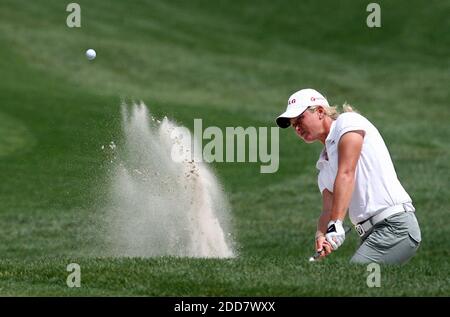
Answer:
[308,103,357,120]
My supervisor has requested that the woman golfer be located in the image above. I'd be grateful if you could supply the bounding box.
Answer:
[276,88,421,264]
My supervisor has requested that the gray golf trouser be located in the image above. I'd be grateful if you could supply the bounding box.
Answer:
[350,211,421,264]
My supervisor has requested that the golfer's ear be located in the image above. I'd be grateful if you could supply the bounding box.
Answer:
[316,106,326,118]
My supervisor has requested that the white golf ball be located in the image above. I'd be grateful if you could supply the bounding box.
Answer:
[85,49,96,60]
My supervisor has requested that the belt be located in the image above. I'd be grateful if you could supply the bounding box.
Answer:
[354,202,415,237]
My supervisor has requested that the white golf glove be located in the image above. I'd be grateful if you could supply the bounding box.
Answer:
[325,219,346,250]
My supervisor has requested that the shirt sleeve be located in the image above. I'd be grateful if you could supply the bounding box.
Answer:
[334,112,367,143]
[317,164,334,194]
[318,170,326,193]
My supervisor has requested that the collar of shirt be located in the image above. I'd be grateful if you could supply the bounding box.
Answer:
[316,120,337,170]
[325,119,338,145]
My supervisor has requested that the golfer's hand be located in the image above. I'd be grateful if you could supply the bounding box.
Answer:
[325,220,346,250]
[315,235,332,258]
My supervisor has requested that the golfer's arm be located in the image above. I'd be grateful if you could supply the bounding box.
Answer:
[317,189,333,234]
[330,131,364,221]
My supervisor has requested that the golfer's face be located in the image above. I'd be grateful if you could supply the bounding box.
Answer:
[290,110,317,143]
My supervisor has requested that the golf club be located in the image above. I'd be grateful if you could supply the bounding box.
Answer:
[309,226,352,262]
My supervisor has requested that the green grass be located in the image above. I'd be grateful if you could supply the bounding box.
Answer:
[0,0,449,296]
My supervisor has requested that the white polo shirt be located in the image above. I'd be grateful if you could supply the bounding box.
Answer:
[316,112,413,225]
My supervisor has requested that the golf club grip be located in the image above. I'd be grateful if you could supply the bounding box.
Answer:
[310,226,351,261]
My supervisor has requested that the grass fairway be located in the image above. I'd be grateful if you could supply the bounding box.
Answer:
[0,0,449,296]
